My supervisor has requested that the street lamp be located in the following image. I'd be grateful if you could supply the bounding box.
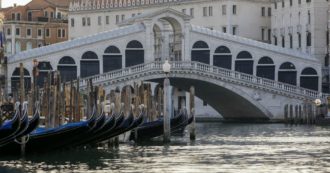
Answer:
[162,60,171,143]
[314,99,322,107]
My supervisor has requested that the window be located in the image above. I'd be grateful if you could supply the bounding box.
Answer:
[222,5,226,15]
[274,36,278,45]
[203,7,207,16]
[37,29,42,37]
[290,0,293,6]
[233,26,237,35]
[222,27,227,33]
[16,13,21,21]
[57,12,61,19]
[233,5,237,15]
[71,18,75,27]
[308,10,311,24]
[268,8,271,16]
[26,28,31,36]
[298,33,301,48]
[307,32,311,46]
[121,14,125,21]
[27,11,32,21]
[274,2,277,9]
[190,8,194,17]
[11,13,15,20]
[44,11,48,17]
[50,12,54,18]
[98,16,102,25]
[282,36,285,47]
[82,17,86,26]
[282,0,284,8]
[57,29,61,38]
[116,15,119,23]
[7,28,11,35]
[182,9,186,14]
[62,29,66,38]
[298,0,301,5]
[268,29,271,41]
[209,6,213,16]
[106,16,109,24]
[289,34,293,48]
[262,28,265,40]
[306,0,311,3]
[15,28,20,36]
[87,17,91,26]
[261,7,265,16]
[45,28,50,37]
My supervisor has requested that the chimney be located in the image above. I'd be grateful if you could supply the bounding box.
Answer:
[14,3,17,7]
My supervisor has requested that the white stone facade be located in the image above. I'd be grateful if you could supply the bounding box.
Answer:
[69,0,272,42]
[271,0,329,66]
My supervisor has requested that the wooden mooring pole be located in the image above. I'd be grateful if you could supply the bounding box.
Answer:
[19,63,26,156]
[163,77,171,143]
[189,86,196,141]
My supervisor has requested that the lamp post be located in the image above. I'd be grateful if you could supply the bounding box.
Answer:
[32,59,39,114]
[162,60,171,143]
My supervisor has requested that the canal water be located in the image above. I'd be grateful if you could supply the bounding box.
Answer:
[1,122,330,173]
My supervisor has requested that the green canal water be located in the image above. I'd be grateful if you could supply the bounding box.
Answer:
[1,123,330,173]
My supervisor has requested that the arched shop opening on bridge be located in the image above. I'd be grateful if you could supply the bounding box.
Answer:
[125,40,144,67]
[213,46,232,70]
[37,61,53,87]
[235,51,253,75]
[191,41,210,64]
[11,67,31,93]
[103,46,122,72]
[58,56,77,82]
[278,62,297,85]
[300,67,318,91]
[257,56,275,80]
[80,51,100,78]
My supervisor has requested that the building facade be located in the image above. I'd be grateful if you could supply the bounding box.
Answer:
[69,0,272,42]
[2,0,69,56]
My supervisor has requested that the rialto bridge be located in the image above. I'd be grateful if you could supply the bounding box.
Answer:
[6,9,326,120]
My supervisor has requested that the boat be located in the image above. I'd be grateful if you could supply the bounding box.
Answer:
[0,109,98,155]
[0,102,21,142]
[129,111,185,141]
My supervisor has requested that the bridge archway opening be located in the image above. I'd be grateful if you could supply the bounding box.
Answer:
[213,46,232,69]
[37,61,53,87]
[58,56,77,82]
[300,67,318,91]
[278,62,297,85]
[125,40,144,67]
[257,56,275,80]
[81,51,100,78]
[103,45,122,72]
[235,51,253,75]
[191,41,210,64]
[11,67,31,94]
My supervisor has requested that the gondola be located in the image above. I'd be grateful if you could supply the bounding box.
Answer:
[0,109,98,155]
[0,102,21,142]
[0,103,29,146]
[129,111,185,141]
[93,112,134,144]
[171,113,194,135]
[74,113,116,147]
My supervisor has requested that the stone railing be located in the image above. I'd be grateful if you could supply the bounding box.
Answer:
[78,61,326,100]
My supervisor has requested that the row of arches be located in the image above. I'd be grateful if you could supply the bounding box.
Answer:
[191,41,319,91]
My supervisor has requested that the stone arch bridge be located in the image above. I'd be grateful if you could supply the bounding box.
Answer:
[6,8,327,120]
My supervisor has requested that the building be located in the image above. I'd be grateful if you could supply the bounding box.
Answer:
[271,0,329,91]
[2,0,69,56]
[69,0,272,42]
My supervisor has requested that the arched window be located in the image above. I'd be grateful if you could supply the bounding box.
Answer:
[125,40,144,67]
[26,42,32,50]
[191,41,210,64]
[37,61,53,87]
[15,41,21,53]
[104,45,122,72]
[235,51,253,75]
[58,56,77,82]
[213,46,231,69]
[300,67,318,91]
[11,67,31,93]
[278,62,297,85]
[257,56,275,80]
[80,51,100,78]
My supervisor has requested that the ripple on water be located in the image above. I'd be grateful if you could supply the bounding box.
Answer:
[1,123,330,173]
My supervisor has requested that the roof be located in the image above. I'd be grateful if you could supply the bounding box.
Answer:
[8,23,145,63]
[191,25,317,61]
[26,0,68,10]
[45,0,69,8]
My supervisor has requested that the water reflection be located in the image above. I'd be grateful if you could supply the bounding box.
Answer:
[1,123,330,173]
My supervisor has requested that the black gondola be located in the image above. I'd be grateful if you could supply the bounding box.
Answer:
[0,109,98,155]
[129,111,185,141]
[0,103,21,142]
